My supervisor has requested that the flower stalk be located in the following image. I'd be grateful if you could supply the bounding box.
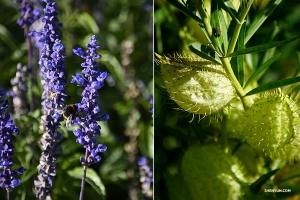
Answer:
[30,1,68,199]
[71,35,109,199]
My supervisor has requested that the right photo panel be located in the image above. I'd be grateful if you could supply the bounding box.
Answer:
[154,1,300,199]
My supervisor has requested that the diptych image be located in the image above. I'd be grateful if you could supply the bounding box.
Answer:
[1,0,300,200]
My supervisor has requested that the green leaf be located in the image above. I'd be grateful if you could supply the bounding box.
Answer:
[210,5,223,55]
[250,169,280,194]
[246,76,300,96]
[189,43,222,65]
[220,0,240,24]
[237,23,246,86]
[166,0,204,26]
[219,9,228,54]
[0,24,16,50]
[226,35,300,58]
[77,12,99,34]
[68,167,106,200]
[245,0,282,44]
[244,53,281,88]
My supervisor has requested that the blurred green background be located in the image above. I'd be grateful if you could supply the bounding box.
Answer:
[154,0,300,199]
[0,0,153,199]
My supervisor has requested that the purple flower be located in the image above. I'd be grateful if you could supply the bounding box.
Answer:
[71,35,109,166]
[138,156,153,198]
[17,0,41,27]
[0,87,26,189]
[31,1,67,199]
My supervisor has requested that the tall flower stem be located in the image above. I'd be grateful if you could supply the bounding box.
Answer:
[25,26,35,112]
[79,149,89,200]
[16,0,41,112]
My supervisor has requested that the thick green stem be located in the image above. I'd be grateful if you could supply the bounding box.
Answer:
[227,0,254,55]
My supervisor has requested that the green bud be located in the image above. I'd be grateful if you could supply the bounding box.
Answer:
[158,54,236,115]
[229,92,300,161]
[181,145,251,200]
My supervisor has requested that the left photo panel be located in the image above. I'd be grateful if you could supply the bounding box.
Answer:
[0,0,153,199]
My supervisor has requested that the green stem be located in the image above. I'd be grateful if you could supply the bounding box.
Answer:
[220,57,245,97]
[221,115,229,153]
[227,0,254,55]
[193,0,212,37]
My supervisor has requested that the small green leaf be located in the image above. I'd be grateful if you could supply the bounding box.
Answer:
[166,0,204,26]
[245,0,282,44]
[189,43,222,65]
[250,169,280,194]
[226,35,300,58]
[244,53,281,88]
[68,167,106,200]
[246,76,300,96]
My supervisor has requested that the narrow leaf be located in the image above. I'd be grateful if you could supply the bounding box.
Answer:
[226,35,300,58]
[166,0,204,26]
[244,53,281,88]
[68,167,106,200]
[189,43,222,65]
[246,76,300,96]
[237,23,246,86]
[210,6,224,55]
[245,0,282,44]
[219,9,228,53]
[250,169,280,194]
[77,12,99,34]
[220,0,240,24]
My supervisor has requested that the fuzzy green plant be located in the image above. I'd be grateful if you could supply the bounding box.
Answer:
[155,0,300,199]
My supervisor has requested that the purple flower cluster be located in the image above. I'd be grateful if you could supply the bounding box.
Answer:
[30,0,67,199]
[138,156,153,198]
[17,0,41,27]
[0,87,25,189]
[71,35,109,166]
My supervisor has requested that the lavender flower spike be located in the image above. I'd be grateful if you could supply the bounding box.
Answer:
[32,1,67,199]
[71,35,109,166]
[0,87,26,191]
